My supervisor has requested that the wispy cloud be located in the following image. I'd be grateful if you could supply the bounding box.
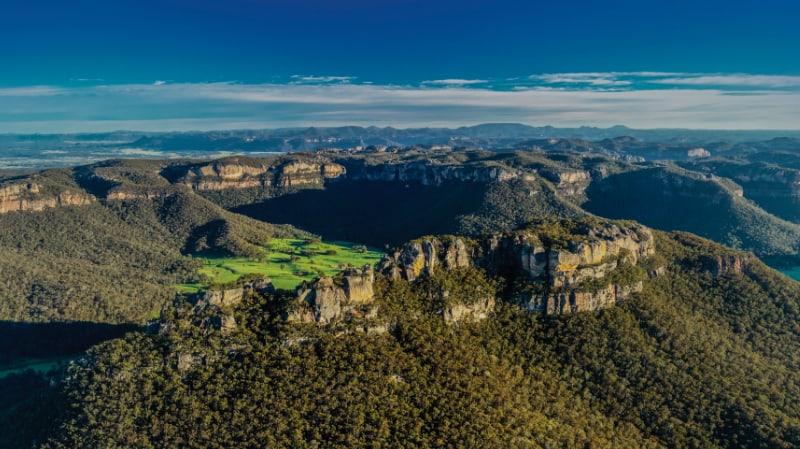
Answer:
[650,74,800,88]
[531,73,632,87]
[422,79,488,86]
[1,73,799,133]
[0,86,67,97]
[289,75,356,84]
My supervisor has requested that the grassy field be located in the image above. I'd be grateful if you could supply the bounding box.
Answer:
[178,238,385,292]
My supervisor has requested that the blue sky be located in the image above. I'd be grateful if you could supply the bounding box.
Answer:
[1,0,800,132]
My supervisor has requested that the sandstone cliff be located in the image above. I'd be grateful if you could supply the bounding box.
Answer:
[379,219,656,315]
[539,169,592,196]
[177,158,346,192]
[342,159,517,186]
[527,281,644,315]
[0,182,95,214]
[700,254,751,276]
[287,266,376,324]
[379,237,474,282]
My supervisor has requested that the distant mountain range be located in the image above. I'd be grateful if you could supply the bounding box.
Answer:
[3,123,800,170]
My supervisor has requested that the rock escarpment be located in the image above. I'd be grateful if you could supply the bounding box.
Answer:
[0,182,95,214]
[380,219,656,315]
[688,162,800,199]
[286,266,377,324]
[380,237,474,282]
[700,254,751,276]
[539,169,592,196]
[176,158,346,191]
[525,281,644,315]
[150,278,275,338]
[342,160,518,186]
[198,278,276,309]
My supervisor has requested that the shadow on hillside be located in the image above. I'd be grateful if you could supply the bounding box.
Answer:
[0,321,139,364]
[234,180,488,248]
[582,168,729,234]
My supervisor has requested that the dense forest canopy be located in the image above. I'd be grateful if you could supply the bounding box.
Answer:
[3,145,800,447]
[16,229,800,449]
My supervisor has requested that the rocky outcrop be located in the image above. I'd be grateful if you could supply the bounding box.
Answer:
[443,296,496,324]
[540,169,592,196]
[202,288,245,309]
[275,161,346,188]
[151,278,276,341]
[344,160,517,186]
[192,162,268,179]
[527,281,644,315]
[380,237,474,282]
[0,183,95,214]
[688,162,800,206]
[544,224,653,288]
[287,266,376,324]
[701,254,750,276]
[343,269,376,304]
[190,178,266,191]
[178,159,346,191]
[105,189,174,201]
[384,221,654,289]
[196,278,275,309]
[381,220,655,315]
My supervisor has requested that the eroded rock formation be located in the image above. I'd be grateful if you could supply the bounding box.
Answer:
[380,220,655,315]
[0,182,95,214]
[177,158,347,191]
[380,237,474,282]
[528,281,644,315]
[539,169,592,196]
[287,266,376,324]
[443,296,496,324]
[701,254,750,276]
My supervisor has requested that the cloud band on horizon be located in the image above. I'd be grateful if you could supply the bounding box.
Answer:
[1,72,799,133]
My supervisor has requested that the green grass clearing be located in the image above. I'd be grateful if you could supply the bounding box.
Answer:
[178,238,385,292]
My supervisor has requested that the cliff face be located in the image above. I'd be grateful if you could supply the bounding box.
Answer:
[384,221,654,288]
[442,296,496,324]
[287,266,376,324]
[276,161,346,188]
[539,169,592,196]
[527,281,644,315]
[342,160,517,186]
[698,163,800,192]
[179,159,346,192]
[0,182,95,214]
[380,238,474,282]
[700,254,751,276]
[380,220,655,315]
[151,278,275,338]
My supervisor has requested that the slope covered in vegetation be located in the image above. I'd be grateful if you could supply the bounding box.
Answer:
[19,225,800,449]
[583,165,800,263]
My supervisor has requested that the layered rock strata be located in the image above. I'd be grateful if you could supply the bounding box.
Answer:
[178,159,346,191]
[0,182,95,214]
[287,266,376,324]
[380,220,655,315]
